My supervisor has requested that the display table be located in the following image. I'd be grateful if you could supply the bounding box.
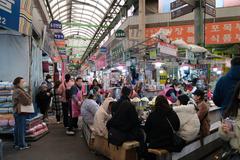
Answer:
[0,82,14,135]
[144,89,162,98]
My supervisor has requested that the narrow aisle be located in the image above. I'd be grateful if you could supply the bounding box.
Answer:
[3,124,106,160]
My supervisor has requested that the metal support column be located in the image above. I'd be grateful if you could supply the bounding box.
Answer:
[139,0,146,46]
[194,0,205,47]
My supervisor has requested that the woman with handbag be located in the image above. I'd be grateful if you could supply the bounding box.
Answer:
[218,82,240,160]
[12,77,32,150]
[145,95,181,159]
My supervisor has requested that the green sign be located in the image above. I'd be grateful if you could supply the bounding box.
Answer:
[149,49,157,60]
[111,43,124,62]
[115,29,126,38]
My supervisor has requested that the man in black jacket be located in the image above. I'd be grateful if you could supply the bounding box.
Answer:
[107,86,146,159]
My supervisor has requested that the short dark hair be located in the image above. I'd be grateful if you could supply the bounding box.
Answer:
[87,90,95,99]
[93,79,98,84]
[75,77,82,82]
[231,57,240,66]
[65,74,71,82]
[172,79,180,86]
[121,86,132,97]
[178,94,190,105]
[13,77,23,86]
[193,89,205,99]
[46,74,51,79]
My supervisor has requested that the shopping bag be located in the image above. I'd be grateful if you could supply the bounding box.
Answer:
[20,103,35,113]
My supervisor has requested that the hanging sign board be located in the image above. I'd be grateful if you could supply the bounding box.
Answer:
[50,20,62,30]
[171,4,194,19]
[111,43,124,62]
[0,0,32,35]
[204,0,215,7]
[100,47,108,53]
[170,0,187,10]
[158,42,177,57]
[115,29,126,38]
[149,49,157,60]
[205,4,216,17]
[54,33,64,40]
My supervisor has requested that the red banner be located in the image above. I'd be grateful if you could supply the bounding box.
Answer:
[145,20,240,45]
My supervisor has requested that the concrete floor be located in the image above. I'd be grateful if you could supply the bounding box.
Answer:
[2,124,107,160]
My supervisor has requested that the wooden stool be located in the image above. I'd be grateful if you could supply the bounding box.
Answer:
[148,148,171,160]
[110,141,140,160]
[93,135,111,158]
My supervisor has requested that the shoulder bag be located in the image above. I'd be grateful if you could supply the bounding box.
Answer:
[20,103,34,113]
[166,117,186,152]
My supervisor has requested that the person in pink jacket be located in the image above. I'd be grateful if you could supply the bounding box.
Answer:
[58,74,74,129]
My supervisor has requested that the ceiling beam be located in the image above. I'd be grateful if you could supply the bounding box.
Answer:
[81,0,134,62]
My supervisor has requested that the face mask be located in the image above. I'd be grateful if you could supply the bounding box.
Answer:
[175,88,180,92]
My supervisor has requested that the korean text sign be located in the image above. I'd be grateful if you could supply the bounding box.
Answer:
[145,21,240,45]
[0,0,21,31]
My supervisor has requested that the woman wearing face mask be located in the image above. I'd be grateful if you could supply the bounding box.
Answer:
[218,82,240,159]
[12,77,32,150]
[165,80,182,103]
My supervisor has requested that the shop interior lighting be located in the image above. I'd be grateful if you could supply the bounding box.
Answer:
[154,62,164,68]
[122,69,127,73]
[213,67,218,72]
[159,70,165,74]
[116,66,124,70]
[181,65,190,71]
[217,70,222,75]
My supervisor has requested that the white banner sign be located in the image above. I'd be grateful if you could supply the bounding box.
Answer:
[158,42,177,57]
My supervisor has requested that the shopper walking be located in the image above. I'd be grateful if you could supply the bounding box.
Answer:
[52,80,62,123]
[67,77,83,134]
[12,77,32,150]
[42,74,53,91]
[219,82,240,159]
[90,79,102,90]
[58,74,74,128]
[213,57,240,113]
[42,74,53,112]
[36,84,51,121]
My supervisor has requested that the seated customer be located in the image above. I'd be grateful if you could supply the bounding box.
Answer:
[81,90,99,126]
[145,95,180,151]
[193,89,210,137]
[93,97,115,138]
[107,87,146,159]
[173,94,200,142]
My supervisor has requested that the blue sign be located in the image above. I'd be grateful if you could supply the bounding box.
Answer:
[50,20,62,30]
[54,32,64,40]
[59,49,66,55]
[100,47,107,53]
[0,0,21,32]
